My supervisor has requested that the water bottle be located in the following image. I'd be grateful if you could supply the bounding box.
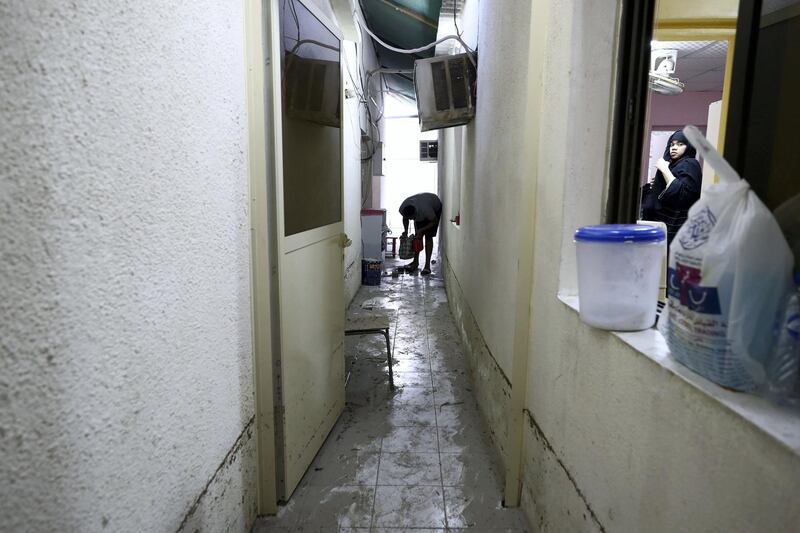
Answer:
[767,272,800,406]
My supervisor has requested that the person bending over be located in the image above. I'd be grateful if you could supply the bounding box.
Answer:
[399,192,442,275]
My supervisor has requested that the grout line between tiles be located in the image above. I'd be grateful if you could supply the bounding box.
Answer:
[368,434,382,530]
[369,270,406,531]
[424,277,450,530]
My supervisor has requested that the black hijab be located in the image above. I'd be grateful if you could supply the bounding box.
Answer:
[641,129,703,242]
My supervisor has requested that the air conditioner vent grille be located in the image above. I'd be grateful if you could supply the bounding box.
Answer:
[420,140,438,161]
[431,61,450,111]
[448,59,469,109]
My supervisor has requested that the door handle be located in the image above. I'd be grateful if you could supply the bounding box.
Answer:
[342,233,352,248]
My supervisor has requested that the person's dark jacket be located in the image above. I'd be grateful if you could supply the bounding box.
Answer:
[641,130,702,243]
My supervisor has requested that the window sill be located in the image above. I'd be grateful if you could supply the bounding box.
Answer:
[557,293,800,456]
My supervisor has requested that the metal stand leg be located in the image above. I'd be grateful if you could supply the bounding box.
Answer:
[345,327,394,389]
[383,328,393,388]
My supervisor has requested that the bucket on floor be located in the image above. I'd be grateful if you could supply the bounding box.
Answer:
[574,224,665,331]
[361,259,382,286]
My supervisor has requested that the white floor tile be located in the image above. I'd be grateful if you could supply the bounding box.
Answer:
[381,425,439,453]
[377,452,442,486]
[391,355,432,373]
[304,451,380,487]
[444,486,530,531]
[294,485,375,530]
[372,486,447,529]
[437,424,494,455]
[372,527,450,533]
[391,371,434,389]
[440,452,502,489]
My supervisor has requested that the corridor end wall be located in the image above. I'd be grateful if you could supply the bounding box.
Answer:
[1,2,257,531]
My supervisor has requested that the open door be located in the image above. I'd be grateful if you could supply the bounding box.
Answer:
[267,0,346,500]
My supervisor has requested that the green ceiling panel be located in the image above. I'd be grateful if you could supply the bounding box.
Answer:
[360,0,443,99]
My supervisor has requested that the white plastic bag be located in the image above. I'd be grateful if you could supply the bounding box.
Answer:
[659,126,794,391]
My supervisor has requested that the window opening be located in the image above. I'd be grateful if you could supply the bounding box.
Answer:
[638,39,729,245]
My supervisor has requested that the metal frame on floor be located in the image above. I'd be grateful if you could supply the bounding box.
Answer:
[344,327,394,388]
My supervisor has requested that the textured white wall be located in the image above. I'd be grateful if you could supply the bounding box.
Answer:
[1,2,256,531]
[522,0,800,531]
[341,4,384,306]
[438,0,800,529]
[343,40,365,305]
[439,0,532,376]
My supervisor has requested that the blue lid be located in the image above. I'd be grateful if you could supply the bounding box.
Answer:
[574,224,665,243]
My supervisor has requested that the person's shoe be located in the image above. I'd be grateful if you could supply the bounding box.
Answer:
[404,263,418,273]
[421,268,431,276]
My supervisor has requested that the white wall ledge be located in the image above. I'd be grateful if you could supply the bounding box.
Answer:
[557,292,800,456]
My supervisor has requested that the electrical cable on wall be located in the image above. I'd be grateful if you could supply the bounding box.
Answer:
[451,4,475,57]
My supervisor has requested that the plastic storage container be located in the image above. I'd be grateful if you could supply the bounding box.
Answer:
[361,259,382,286]
[361,209,387,261]
[574,224,666,330]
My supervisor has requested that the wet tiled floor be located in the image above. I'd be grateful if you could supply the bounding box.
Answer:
[253,259,530,532]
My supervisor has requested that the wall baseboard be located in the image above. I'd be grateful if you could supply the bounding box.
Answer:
[441,254,511,469]
[177,417,258,533]
[520,409,607,532]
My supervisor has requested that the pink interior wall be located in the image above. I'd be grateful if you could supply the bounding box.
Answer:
[640,90,722,187]
[648,90,722,129]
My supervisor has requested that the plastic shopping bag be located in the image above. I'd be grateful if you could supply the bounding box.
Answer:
[659,126,794,391]
[398,235,414,259]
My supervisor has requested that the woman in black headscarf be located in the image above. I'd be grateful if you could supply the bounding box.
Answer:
[641,129,702,244]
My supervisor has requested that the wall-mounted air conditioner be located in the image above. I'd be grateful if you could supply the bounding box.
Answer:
[414,53,476,132]
[285,55,341,127]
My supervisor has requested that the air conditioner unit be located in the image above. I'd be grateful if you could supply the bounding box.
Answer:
[414,53,476,132]
[285,54,341,127]
[419,140,438,161]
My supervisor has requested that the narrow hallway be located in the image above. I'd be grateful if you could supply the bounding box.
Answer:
[254,260,530,532]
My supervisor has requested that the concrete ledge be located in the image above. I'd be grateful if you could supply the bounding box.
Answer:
[559,293,800,455]
[523,294,800,531]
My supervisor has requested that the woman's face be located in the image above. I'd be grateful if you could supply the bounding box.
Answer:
[669,139,687,160]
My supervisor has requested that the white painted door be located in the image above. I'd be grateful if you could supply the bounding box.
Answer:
[268,0,345,500]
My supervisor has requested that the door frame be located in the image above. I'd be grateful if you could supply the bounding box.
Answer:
[244,0,278,516]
